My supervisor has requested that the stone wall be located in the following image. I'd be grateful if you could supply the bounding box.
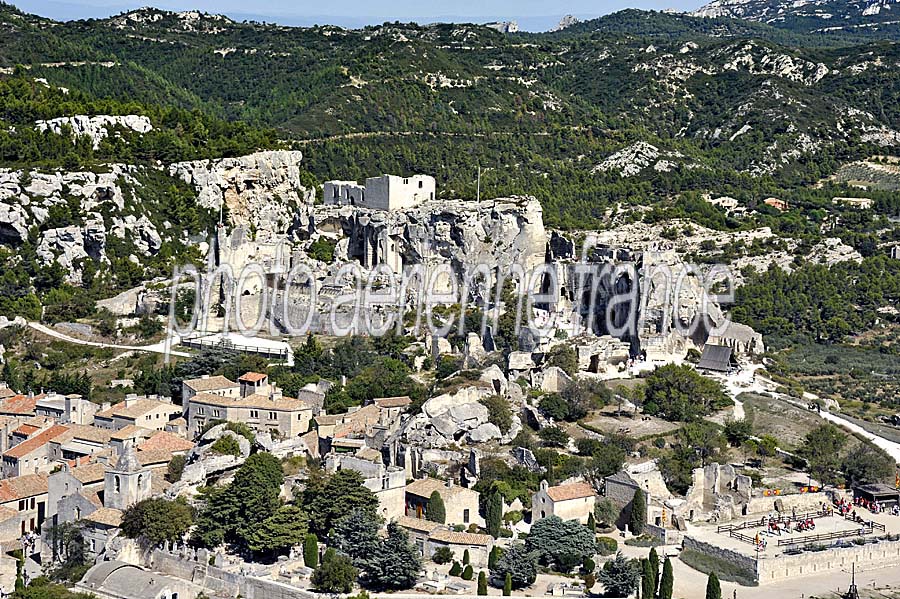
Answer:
[681,535,758,579]
[746,491,831,516]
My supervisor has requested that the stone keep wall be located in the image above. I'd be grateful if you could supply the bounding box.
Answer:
[746,491,831,516]
[682,536,758,578]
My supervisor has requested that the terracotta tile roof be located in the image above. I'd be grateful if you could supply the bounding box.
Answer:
[238,372,268,383]
[69,463,107,485]
[191,391,317,411]
[4,424,69,459]
[57,424,112,445]
[183,375,238,392]
[167,417,187,426]
[545,482,595,502]
[84,489,103,507]
[374,396,412,409]
[0,505,18,523]
[355,447,382,463]
[136,448,175,467]
[0,394,42,415]
[0,474,48,502]
[396,515,440,534]
[429,529,493,546]
[0,388,16,400]
[109,425,151,441]
[406,478,475,501]
[138,431,194,453]
[84,507,122,527]
[95,398,178,421]
[13,424,40,436]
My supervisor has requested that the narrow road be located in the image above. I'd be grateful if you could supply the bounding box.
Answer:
[28,321,191,358]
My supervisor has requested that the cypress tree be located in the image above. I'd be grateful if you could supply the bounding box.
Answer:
[648,547,660,596]
[427,490,447,523]
[629,490,646,536]
[462,564,474,580]
[705,572,721,599]
[487,490,503,537]
[489,545,502,569]
[303,533,319,568]
[503,572,512,596]
[641,559,654,599]
[659,557,674,599]
[450,561,462,576]
[587,512,596,531]
[478,571,488,595]
[463,549,471,565]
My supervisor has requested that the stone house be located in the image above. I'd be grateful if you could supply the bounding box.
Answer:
[405,478,483,528]
[532,480,596,524]
[181,375,240,411]
[2,424,69,477]
[0,473,49,539]
[395,516,493,567]
[324,174,435,211]
[47,424,112,464]
[0,393,43,418]
[34,393,99,425]
[186,372,319,439]
[93,396,181,432]
[47,462,106,524]
[81,507,123,558]
[325,448,406,520]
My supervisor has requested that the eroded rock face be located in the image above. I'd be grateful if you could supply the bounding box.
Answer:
[169,150,312,238]
[304,196,547,276]
[35,115,153,149]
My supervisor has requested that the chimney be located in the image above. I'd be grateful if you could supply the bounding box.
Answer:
[270,387,283,401]
[201,375,209,379]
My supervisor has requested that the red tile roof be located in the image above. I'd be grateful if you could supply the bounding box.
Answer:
[0,394,43,415]
[238,372,268,383]
[545,482,595,502]
[4,424,69,459]
[0,474,48,502]
[138,431,194,453]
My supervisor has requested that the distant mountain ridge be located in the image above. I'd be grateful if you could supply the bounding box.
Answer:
[692,0,900,34]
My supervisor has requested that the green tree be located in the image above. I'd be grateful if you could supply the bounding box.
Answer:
[209,434,241,457]
[427,490,447,523]
[659,557,674,599]
[629,491,646,536]
[595,499,620,529]
[642,364,729,422]
[462,565,474,580]
[450,561,462,576]
[433,546,454,564]
[486,490,503,538]
[587,512,596,531]
[463,549,471,566]
[538,425,570,448]
[526,515,596,572]
[312,548,358,594]
[800,424,847,485]
[329,508,383,571]
[166,454,186,483]
[598,552,639,597]
[491,544,537,589]
[121,498,194,546]
[641,559,654,599]
[503,573,512,596]
[305,469,379,535]
[478,571,488,595]
[842,441,895,486]
[706,572,721,599]
[480,395,513,434]
[723,418,753,446]
[303,533,319,569]
[248,505,308,556]
[546,344,578,376]
[648,548,660,598]
[366,522,422,590]
[488,546,502,569]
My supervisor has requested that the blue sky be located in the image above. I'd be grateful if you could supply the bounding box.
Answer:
[14,0,704,30]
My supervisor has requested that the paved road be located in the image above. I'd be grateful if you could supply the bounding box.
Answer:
[27,321,191,358]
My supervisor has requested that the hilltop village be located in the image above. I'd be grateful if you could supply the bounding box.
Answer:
[0,150,896,599]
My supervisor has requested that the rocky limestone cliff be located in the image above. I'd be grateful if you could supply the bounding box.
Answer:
[169,150,312,239]
[302,195,547,275]
[35,115,153,150]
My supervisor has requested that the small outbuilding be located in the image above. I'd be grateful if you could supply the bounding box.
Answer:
[697,344,737,373]
[853,483,900,509]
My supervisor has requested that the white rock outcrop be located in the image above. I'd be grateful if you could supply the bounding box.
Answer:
[35,115,152,149]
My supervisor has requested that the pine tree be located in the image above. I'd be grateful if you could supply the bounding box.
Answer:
[304,533,319,568]
[629,490,646,536]
[463,549,471,565]
[477,571,488,595]
[487,490,503,537]
[427,490,447,523]
[706,572,721,599]
[648,547,660,596]
[659,557,674,599]
[503,572,512,596]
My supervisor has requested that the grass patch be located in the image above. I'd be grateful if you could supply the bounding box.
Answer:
[624,534,665,547]
[678,549,758,587]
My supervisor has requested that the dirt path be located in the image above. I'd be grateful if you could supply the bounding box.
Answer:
[28,321,191,358]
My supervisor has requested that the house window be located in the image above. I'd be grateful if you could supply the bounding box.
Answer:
[90,539,96,551]
[418,181,423,188]
[197,407,205,415]
[213,409,221,418]
[75,507,81,519]
[463,509,470,524]
[18,500,25,511]
[114,475,121,493]
[250,410,259,418]
[269,412,277,420]
[30,498,35,509]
